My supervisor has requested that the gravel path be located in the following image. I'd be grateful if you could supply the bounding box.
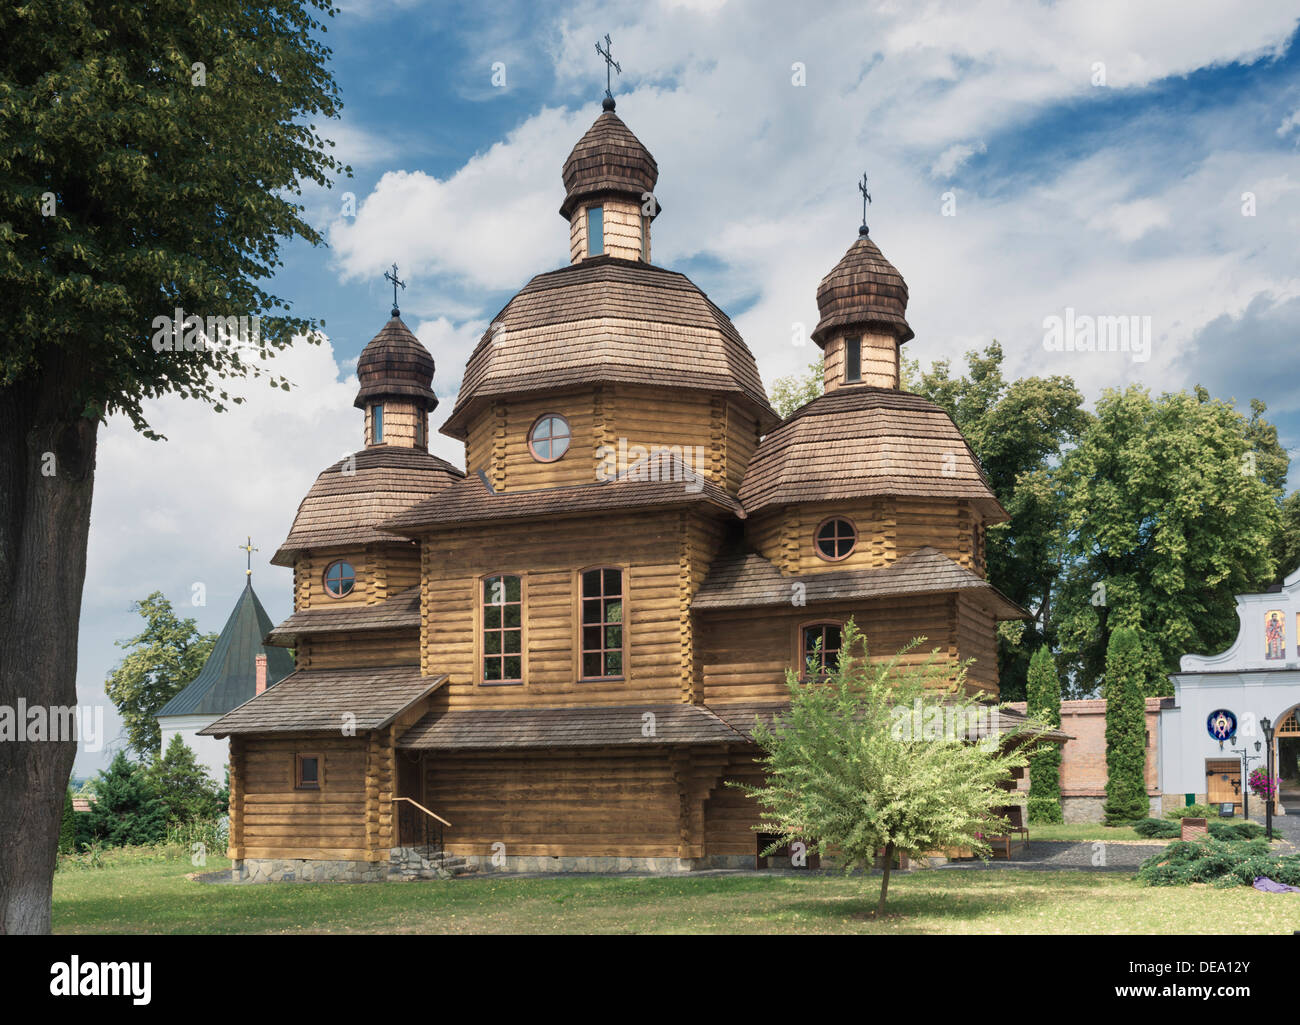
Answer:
[936,840,1166,872]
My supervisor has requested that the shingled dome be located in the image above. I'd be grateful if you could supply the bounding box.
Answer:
[812,232,913,346]
[353,315,439,412]
[739,387,1005,520]
[439,256,779,439]
[559,108,659,220]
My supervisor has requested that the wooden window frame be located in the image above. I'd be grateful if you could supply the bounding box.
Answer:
[845,337,862,384]
[640,211,648,262]
[527,412,572,463]
[814,516,858,562]
[371,403,385,443]
[576,565,627,682]
[323,559,356,599]
[587,204,604,256]
[796,620,844,681]
[295,752,323,790]
[478,572,526,686]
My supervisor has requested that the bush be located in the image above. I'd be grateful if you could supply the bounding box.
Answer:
[1133,818,1181,838]
[83,751,168,847]
[1165,803,1219,821]
[1208,821,1265,841]
[1137,837,1300,888]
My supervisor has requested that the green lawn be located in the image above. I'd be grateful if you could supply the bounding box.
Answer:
[51,849,1300,934]
[1023,823,1158,843]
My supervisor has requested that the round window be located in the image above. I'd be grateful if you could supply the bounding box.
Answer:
[528,413,571,462]
[324,560,356,598]
[815,517,857,561]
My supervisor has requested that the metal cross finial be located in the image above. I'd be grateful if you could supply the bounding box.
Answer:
[383,262,406,317]
[595,33,621,101]
[858,173,872,236]
[238,536,259,577]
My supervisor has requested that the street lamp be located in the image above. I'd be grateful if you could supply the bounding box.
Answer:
[1260,717,1275,842]
[1232,740,1263,820]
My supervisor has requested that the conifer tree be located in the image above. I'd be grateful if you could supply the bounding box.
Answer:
[57,787,75,855]
[1026,647,1063,823]
[1103,627,1149,823]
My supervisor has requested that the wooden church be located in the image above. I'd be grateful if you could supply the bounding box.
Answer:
[203,89,1030,880]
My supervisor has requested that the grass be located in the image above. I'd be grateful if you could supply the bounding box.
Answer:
[51,848,1300,934]
[1023,823,1159,843]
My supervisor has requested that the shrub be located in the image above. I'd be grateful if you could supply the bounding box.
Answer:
[1133,818,1181,838]
[1138,837,1300,888]
[83,751,168,847]
[1208,821,1265,841]
[1102,627,1149,824]
[1165,803,1219,821]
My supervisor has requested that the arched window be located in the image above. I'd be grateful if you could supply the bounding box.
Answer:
[580,567,624,680]
[323,560,356,598]
[800,621,843,679]
[815,517,857,561]
[482,574,523,683]
[528,413,571,462]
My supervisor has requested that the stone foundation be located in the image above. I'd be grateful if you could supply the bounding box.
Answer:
[1060,795,1162,823]
[231,857,387,883]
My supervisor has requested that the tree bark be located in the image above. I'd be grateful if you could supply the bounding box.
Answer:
[0,357,98,934]
[877,841,894,913]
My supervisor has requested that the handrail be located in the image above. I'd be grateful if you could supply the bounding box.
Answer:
[392,795,452,828]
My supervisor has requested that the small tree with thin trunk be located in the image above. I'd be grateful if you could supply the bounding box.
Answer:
[1103,626,1150,824]
[1026,646,1063,823]
[736,620,1046,913]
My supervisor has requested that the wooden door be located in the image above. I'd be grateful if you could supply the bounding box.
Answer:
[1205,759,1241,809]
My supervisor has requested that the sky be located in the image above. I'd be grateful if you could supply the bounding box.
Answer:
[72,0,1300,776]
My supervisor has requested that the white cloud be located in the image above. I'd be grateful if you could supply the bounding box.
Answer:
[930,141,987,179]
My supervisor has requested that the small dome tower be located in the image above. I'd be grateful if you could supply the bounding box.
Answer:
[354,309,438,450]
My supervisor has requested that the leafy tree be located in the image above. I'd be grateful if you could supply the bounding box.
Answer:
[1271,490,1300,585]
[909,343,1088,699]
[83,751,168,847]
[146,734,225,824]
[1025,647,1063,823]
[1052,388,1282,697]
[105,593,217,758]
[0,0,345,931]
[768,356,823,418]
[737,620,1045,913]
[1103,627,1149,824]
[57,788,75,855]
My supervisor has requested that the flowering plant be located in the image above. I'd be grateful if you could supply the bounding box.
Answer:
[1248,767,1279,800]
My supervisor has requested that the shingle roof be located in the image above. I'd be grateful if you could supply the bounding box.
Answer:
[156,580,294,718]
[353,315,438,412]
[738,387,1005,520]
[200,666,446,737]
[381,462,743,532]
[265,586,421,647]
[397,703,741,750]
[709,700,1070,744]
[813,231,913,345]
[272,446,463,565]
[692,546,1027,620]
[559,106,659,219]
[439,257,778,439]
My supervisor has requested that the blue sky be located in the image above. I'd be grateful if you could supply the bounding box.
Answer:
[72,0,1300,775]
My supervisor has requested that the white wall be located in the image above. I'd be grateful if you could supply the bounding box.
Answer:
[158,714,229,784]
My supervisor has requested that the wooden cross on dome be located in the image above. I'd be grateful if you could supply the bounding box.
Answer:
[595,34,621,102]
[858,173,872,236]
[238,536,258,577]
[384,262,406,317]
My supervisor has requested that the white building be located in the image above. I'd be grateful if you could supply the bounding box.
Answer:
[1160,567,1300,816]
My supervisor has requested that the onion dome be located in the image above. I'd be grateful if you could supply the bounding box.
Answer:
[811,231,913,346]
[559,105,659,220]
[353,315,439,412]
[738,387,1004,522]
[439,257,779,440]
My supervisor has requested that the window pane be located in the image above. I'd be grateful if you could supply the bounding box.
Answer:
[505,575,521,602]
[604,624,622,648]
[845,338,861,382]
[484,605,502,630]
[583,626,602,651]
[504,629,521,654]
[484,658,501,681]
[604,651,622,677]
[484,630,502,654]
[300,757,318,783]
[603,568,621,595]
[604,598,622,624]
[582,599,602,624]
[588,206,604,255]
[583,652,602,678]
[504,655,522,680]
[582,569,601,595]
[504,604,521,628]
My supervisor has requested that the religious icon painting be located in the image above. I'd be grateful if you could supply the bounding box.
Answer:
[1207,709,1237,743]
[1265,609,1285,660]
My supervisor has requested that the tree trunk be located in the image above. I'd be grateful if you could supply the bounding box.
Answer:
[0,360,98,934]
[877,841,894,913]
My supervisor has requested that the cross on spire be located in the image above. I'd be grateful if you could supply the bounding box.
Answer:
[238,536,259,577]
[595,33,621,108]
[858,173,872,236]
[384,262,406,317]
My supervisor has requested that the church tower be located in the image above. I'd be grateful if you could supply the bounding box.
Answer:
[353,286,438,450]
